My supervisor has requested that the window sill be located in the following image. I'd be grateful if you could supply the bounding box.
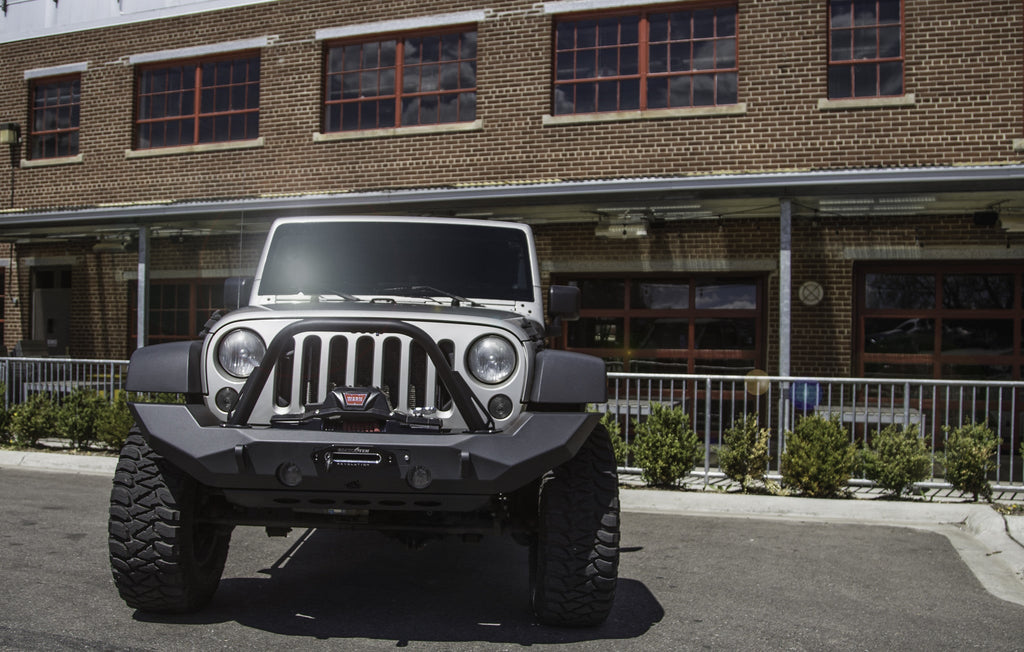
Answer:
[542,103,748,126]
[818,94,915,111]
[20,154,84,168]
[313,120,483,142]
[125,137,264,159]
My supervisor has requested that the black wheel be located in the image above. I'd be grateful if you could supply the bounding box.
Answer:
[531,423,620,627]
[108,430,231,613]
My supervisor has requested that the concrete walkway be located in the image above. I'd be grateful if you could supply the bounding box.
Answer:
[3,447,1024,607]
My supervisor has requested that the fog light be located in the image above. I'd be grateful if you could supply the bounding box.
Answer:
[407,466,432,490]
[277,462,303,487]
[488,394,514,420]
[215,387,239,412]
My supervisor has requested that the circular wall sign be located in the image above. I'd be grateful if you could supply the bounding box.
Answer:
[798,281,824,306]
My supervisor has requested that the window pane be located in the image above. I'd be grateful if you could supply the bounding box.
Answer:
[567,318,624,347]
[879,26,901,58]
[879,61,902,95]
[878,0,901,23]
[696,281,756,309]
[631,318,688,348]
[647,77,668,108]
[575,278,625,308]
[694,318,755,349]
[632,280,689,309]
[942,320,1013,355]
[693,9,715,38]
[717,72,737,104]
[865,273,935,309]
[716,7,736,37]
[943,274,1013,310]
[831,0,852,28]
[853,27,877,59]
[865,318,935,353]
[853,62,877,96]
[716,38,736,68]
[669,75,691,107]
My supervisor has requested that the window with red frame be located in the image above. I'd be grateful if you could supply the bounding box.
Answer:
[128,278,225,351]
[135,54,260,149]
[323,29,477,132]
[553,4,738,115]
[30,76,80,159]
[828,0,904,99]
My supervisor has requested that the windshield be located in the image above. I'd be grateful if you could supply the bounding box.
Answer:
[258,221,535,302]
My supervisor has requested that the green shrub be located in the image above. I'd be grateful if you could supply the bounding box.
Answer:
[719,413,771,492]
[859,424,930,497]
[10,392,58,448]
[781,414,855,498]
[56,388,108,450]
[943,422,999,502]
[96,390,135,451]
[631,402,703,488]
[599,412,629,467]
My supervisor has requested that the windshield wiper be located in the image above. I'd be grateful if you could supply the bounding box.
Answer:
[381,285,482,307]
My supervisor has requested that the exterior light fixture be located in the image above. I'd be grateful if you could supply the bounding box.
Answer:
[0,123,20,145]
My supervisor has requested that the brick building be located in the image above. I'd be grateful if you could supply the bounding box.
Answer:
[0,0,1022,380]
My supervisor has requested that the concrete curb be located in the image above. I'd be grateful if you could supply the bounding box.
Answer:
[0,449,118,476]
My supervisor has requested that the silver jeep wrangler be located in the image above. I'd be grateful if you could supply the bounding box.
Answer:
[108,216,619,626]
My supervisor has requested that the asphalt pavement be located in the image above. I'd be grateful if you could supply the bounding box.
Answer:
[3,447,1024,610]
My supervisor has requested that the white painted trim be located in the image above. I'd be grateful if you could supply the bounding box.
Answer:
[22,256,77,267]
[21,154,85,169]
[542,258,777,273]
[1,0,278,45]
[125,137,264,158]
[543,104,747,125]
[542,0,679,15]
[843,245,1024,260]
[313,120,483,142]
[128,36,273,65]
[818,94,916,111]
[315,10,488,41]
[24,62,89,80]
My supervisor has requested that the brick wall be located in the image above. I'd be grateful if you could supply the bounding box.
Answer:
[0,0,1022,369]
[0,0,1021,211]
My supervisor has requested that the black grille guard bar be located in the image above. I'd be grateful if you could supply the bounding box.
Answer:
[226,318,491,432]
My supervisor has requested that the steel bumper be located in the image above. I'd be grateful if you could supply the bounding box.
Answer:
[130,403,599,505]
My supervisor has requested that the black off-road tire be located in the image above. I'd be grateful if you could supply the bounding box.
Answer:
[531,423,620,627]
[108,430,231,613]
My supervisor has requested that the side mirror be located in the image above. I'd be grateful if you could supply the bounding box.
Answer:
[223,277,253,310]
[548,285,581,322]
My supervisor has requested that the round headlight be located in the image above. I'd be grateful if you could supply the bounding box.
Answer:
[217,329,266,378]
[467,335,517,385]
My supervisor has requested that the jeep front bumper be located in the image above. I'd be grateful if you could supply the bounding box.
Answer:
[130,403,598,512]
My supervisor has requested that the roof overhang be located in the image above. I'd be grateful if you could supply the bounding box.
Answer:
[2,164,1024,240]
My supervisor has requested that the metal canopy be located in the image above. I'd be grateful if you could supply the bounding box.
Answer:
[1,164,1024,241]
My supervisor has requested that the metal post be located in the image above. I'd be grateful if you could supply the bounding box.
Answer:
[136,226,150,350]
[779,199,792,377]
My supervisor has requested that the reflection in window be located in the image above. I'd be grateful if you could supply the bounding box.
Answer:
[828,0,903,99]
[30,76,81,159]
[557,273,762,374]
[941,320,1013,355]
[943,274,1012,309]
[136,55,260,149]
[858,264,1024,380]
[324,30,476,132]
[865,273,934,309]
[553,4,738,115]
[695,281,756,309]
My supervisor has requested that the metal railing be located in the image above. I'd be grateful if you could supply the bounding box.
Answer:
[0,357,129,408]
[603,372,1024,491]
[1,359,1021,490]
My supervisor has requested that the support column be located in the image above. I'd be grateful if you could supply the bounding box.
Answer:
[779,199,791,377]
[136,226,150,350]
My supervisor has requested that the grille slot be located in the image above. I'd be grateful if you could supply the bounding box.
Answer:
[273,332,452,414]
